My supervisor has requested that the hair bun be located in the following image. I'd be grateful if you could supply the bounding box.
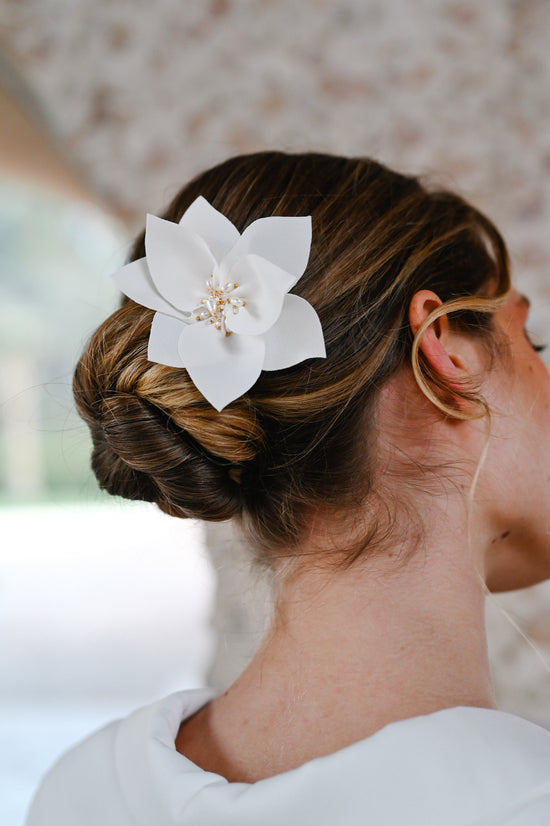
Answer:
[90,393,244,521]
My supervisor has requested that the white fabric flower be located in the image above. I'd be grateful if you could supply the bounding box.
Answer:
[111,196,326,410]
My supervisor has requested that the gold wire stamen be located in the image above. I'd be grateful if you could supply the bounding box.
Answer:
[193,274,246,335]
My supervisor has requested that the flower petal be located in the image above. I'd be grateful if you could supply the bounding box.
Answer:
[145,214,216,310]
[178,323,265,411]
[112,258,188,318]
[262,294,326,370]
[222,216,312,286]
[225,254,296,336]
[179,196,240,265]
[147,312,188,368]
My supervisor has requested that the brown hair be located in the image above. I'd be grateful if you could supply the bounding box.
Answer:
[73,152,510,567]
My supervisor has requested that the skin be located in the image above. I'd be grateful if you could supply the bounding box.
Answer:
[479,292,550,589]
[176,288,550,782]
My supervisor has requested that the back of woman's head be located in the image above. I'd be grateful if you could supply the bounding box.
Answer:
[73,151,510,567]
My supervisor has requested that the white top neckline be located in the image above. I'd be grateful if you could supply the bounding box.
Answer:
[114,690,550,825]
[27,688,550,825]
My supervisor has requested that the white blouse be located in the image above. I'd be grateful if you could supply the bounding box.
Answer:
[26,688,550,825]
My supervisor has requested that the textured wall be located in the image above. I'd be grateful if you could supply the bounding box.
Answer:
[4,1,550,307]
[3,0,550,723]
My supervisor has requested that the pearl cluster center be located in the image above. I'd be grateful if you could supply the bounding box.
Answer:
[194,274,246,335]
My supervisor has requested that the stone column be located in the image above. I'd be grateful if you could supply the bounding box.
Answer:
[204,521,272,691]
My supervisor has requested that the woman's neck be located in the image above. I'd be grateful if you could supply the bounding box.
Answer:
[177,521,495,782]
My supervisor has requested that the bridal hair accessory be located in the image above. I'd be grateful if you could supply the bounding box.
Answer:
[111,196,326,410]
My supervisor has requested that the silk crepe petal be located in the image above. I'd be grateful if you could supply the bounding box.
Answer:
[145,214,216,310]
[147,313,187,368]
[112,258,187,318]
[225,255,295,336]
[178,196,241,265]
[178,323,265,411]
[221,216,312,286]
[262,294,326,370]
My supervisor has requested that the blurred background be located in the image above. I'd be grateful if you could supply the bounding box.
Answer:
[2,0,550,823]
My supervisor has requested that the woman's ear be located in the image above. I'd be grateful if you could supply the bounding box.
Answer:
[409,290,464,387]
[408,290,485,395]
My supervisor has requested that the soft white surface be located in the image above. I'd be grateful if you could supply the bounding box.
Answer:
[0,502,216,826]
[26,689,550,826]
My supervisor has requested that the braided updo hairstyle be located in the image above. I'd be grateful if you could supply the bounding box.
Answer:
[73,152,510,567]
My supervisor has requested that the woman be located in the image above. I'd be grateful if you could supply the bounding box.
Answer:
[27,152,550,825]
